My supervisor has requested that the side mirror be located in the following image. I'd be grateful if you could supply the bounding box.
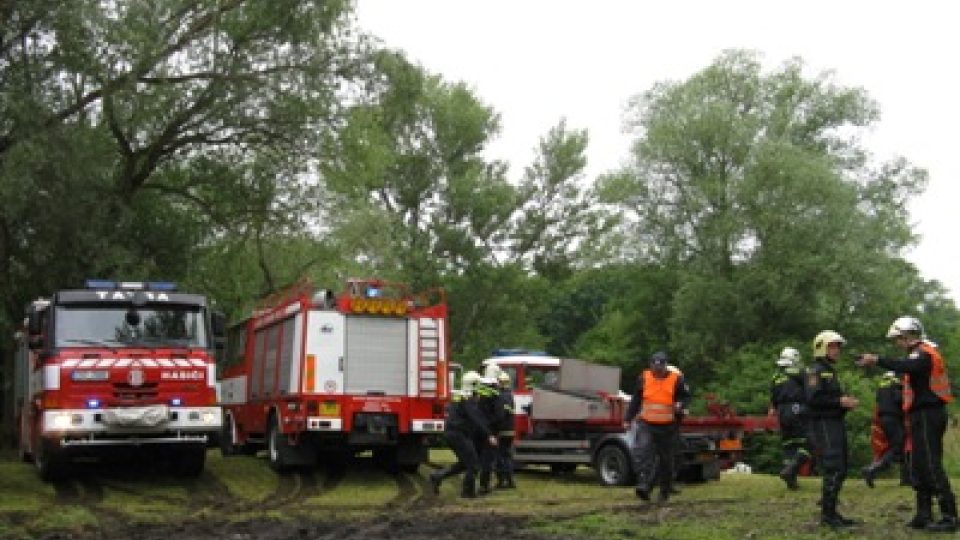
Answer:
[211,312,226,339]
[27,311,44,349]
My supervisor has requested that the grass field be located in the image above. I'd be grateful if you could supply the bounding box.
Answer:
[0,444,957,539]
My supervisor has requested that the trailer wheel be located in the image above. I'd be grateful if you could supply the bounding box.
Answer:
[595,444,633,486]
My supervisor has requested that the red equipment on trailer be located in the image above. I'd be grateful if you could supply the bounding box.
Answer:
[217,278,449,472]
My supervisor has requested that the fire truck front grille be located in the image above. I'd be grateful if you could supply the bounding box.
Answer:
[112,383,159,402]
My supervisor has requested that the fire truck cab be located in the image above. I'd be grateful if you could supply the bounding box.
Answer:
[13,280,224,480]
[218,278,448,473]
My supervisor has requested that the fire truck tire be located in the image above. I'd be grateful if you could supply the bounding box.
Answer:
[595,444,633,487]
[34,438,66,481]
[267,414,295,473]
[173,445,207,477]
[220,414,240,457]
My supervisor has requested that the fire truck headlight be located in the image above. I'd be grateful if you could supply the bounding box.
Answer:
[51,413,72,429]
[201,411,217,425]
[72,370,110,382]
[170,397,182,406]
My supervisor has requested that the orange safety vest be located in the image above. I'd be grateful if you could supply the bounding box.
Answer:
[903,341,954,411]
[638,370,679,425]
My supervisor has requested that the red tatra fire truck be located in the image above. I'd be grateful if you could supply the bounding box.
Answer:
[13,280,225,480]
[217,278,448,472]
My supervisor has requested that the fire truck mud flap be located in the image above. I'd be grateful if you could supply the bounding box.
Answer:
[267,414,316,472]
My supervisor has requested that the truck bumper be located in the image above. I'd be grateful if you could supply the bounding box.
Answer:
[42,406,221,445]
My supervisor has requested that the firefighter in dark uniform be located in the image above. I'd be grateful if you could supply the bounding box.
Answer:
[429,371,497,498]
[806,330,859,528]
[475,374,501,495]
[857,316,957,532]
[623,351,690,503]
[494,370,517,489]
[769,346,810,490]
[862,371,911,488]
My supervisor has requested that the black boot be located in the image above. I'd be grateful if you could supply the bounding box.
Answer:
[494,472,507,489]
[429,470,443,495]
[862,463,878,489]
[779,462,799,490]
[820,473,853,528]
[461,474,477,499]
[906,491,932,529]
[898,464,913,487]
[504,473,516,489]
[927,496,958,532]
[635,482,651,501]
[477,471,491,496]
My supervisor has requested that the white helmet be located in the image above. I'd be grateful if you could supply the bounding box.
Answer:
[462,371,482,393]
[813,330,845,358]
[776,347,801,367]
[483,363,502,380]
[886,316,924,339]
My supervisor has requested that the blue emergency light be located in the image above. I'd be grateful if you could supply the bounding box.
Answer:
[84,279,177,291]
[86,399,101,409]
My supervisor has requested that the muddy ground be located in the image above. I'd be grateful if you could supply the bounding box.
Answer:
[21,458,565,540]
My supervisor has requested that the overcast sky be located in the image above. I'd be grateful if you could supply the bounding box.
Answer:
[355,0,960,303]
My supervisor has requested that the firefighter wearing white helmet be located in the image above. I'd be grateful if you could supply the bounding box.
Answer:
[429,370,497,498]
[475,373,502,495]
[769,346,808,490]
[857,317,957,531]
[493,370,517,489]
[805,331,859,528]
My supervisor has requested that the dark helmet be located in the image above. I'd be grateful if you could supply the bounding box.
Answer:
[649,351,669,368]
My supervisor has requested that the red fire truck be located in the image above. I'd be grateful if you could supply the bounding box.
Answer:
[217,278,449,472]
[13,280,225,480]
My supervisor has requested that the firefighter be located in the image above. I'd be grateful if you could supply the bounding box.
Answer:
[429,371,497,498]
[769,346,810,490]
[623,351,690,503]
[857,316,957,532]
[806,330,859,528]
[494,370,517,489]
[862,371,911,488]
[475,372,502,495]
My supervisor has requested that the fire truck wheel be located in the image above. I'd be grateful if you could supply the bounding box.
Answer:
[220,414,239,457]
[173,445,207,477]
[595,444,633,487]
[267,414,291,473]
[34,438,66,481]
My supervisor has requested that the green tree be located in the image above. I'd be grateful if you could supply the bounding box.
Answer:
[599,50,939,379]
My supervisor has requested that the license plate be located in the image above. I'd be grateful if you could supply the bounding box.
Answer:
[320,402,339,415]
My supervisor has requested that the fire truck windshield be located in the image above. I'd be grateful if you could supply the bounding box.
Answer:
[54,304,209,349]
